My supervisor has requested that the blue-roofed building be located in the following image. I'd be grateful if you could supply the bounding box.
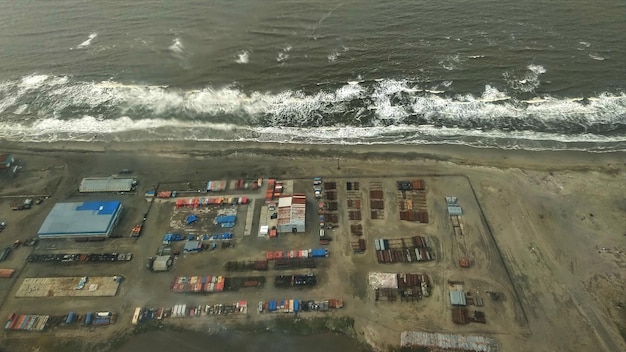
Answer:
[37,200,123,239]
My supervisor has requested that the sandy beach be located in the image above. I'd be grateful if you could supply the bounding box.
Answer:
[0,141,624,352]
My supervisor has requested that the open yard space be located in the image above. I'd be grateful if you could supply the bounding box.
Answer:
[0,145,623,352]
[15,277,120,297]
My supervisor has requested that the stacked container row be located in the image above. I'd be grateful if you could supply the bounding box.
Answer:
[4,314,49,331]
[172,276,226,293]
[265,248,328,260]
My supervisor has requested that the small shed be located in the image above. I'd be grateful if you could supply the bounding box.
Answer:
[445,196,458,205]
[449,290,467,306]
[184,240,202,253]
[448,206,463,216]
[153,255,173,271]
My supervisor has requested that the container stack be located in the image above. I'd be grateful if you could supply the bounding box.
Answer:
[260,299,343,313]
[172,276,225,293]
[265,248,328,260]
[175,196,249,208]
[0,268,15,278]
[5,314,49,331]
[374,237,433,263]
[92,312,115,326]
[265,179,276,201]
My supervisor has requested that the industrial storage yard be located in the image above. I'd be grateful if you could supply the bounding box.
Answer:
[0,147,624,352]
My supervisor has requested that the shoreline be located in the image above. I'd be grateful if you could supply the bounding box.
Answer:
[2,140,624,171]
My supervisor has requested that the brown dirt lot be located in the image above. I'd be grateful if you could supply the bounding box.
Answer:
[0,142,624,352]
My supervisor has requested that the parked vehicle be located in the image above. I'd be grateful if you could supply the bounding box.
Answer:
[130,224,142,238]
[11,199,32,211]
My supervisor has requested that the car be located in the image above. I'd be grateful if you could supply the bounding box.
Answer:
[119,169,133,174]
[0,221,6,230]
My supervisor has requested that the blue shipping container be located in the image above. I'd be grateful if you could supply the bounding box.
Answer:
[294,300,299,312]
[85,313,94,325]
[311,249,328,257]
[66,312,75,324]
[92,318,110,326]
[216,215,237,224]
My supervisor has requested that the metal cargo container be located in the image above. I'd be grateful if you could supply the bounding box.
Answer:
[84,312,94,326]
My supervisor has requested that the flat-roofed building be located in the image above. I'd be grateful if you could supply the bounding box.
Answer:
[37,200,123,239]
[276,194,306,233]
[79,176,136,193]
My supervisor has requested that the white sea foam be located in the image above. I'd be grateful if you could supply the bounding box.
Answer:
[0,75,624,150]
[588,53,605,61]
[439,54,462,71]
[503,64,546,93]
[169,38,184,55]
[0,74,67,114]
[527,64,546,75]
[76,33,97,49]
[18,74,50,89]
[579,41,591,48]
[327,52,340,62]
[14,104,29,115]
[236,50,250,64]
[277,46,292,63]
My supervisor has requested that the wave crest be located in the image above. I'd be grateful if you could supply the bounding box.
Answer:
[0,74,624,150]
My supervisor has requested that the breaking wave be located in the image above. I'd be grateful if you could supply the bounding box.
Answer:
[503,64,547,93]
[0,74,624,151]
[76,33,97,49]
[169,37,184,56]
[236,50,250,64]
[277,46,292,63]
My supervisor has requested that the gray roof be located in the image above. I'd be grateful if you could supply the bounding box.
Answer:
[79,177,134,193]
[38,201,122,238]
[184,241,201,251]
[153,256,171,270]
[449,290,467,306]
[448,206,463,216]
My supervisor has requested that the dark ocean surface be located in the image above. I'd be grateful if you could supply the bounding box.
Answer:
[0,0,625,151]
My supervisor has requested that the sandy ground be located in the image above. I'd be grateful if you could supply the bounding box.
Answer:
[0,141,624,352]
